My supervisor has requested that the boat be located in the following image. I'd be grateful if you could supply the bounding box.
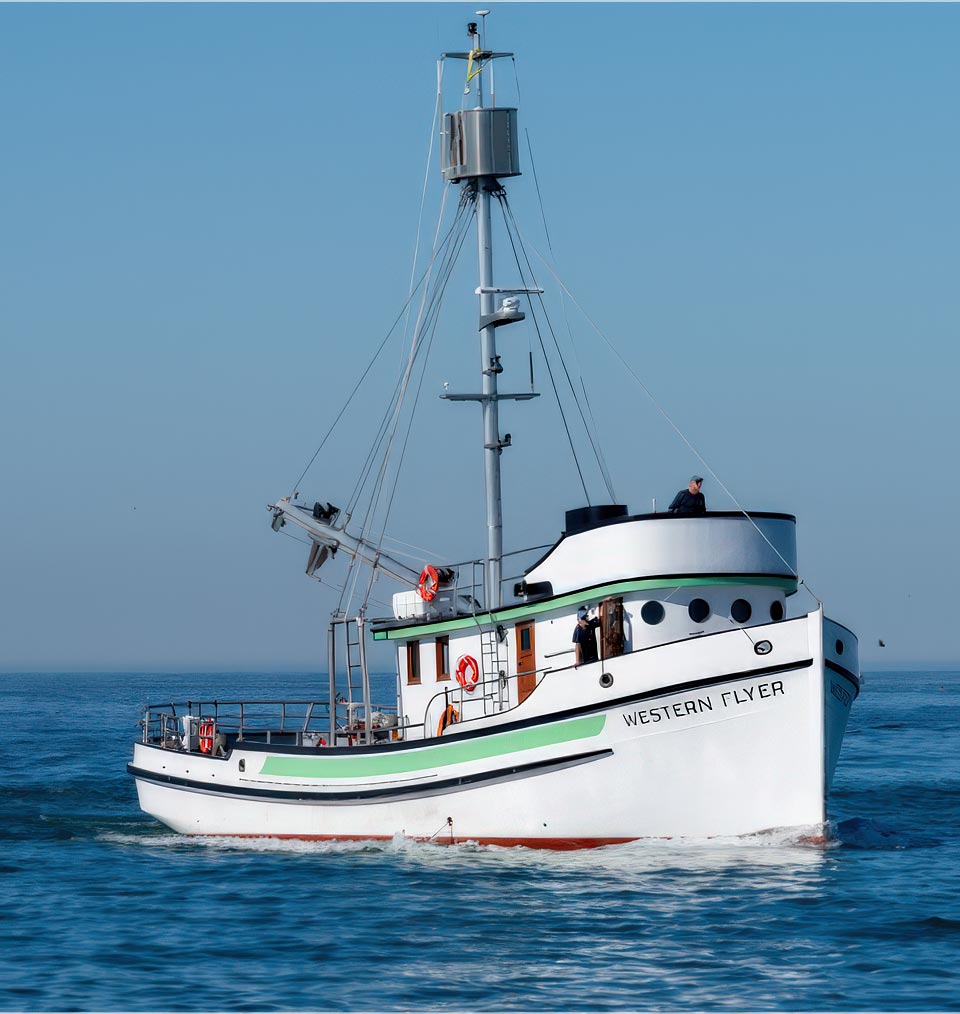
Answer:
[128,17,861,848]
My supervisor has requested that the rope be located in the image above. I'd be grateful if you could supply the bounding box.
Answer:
[400,60,445,369]
[496,195,590,503]
[338,193,475,618]
[523,128,618,501]
[511,222,819,604]
[499,194,618,504]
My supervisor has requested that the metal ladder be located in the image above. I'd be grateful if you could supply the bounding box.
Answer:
[328,615,373,745]
[479,627,509,715]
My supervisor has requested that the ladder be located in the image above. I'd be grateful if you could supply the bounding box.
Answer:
[328,615,373,745]
[479,627,509,715]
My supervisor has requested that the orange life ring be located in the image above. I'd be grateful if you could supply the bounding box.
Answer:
[455,654,480,693]
[418,565,440,602]
[199,720,215,754]
[437,704,460,736]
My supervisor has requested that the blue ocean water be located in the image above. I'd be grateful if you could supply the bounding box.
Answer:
[1,671,958,1012]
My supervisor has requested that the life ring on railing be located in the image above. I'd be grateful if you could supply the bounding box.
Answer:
[455,654,480,693]
[437,704,460,736]
[418,565,440,602]
[199,720,215,754]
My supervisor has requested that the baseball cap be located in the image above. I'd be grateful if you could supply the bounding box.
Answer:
[690,475,704,483]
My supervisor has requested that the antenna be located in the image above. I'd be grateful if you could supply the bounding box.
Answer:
[477,10,493,105]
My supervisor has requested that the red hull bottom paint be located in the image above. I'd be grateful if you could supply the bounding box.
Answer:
[205,833,638,851]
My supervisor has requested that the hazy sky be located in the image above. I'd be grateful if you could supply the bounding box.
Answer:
[2,3,957,671]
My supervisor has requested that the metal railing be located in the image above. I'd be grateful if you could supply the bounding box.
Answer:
[139,698,420,752]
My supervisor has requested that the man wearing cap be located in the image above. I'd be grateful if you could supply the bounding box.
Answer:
[573,607,601,667]
[668,476,707,515]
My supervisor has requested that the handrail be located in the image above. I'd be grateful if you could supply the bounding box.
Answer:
[421,661,554,736]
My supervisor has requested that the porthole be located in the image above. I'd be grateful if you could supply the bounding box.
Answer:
[836,639,844,655]
[688,598,710,624]
[641,601,665,625]
[770,600,784,622]
[731,599,752,624]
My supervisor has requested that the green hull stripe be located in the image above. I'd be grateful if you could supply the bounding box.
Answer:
[258,714,606,779]
[373,575,798,640]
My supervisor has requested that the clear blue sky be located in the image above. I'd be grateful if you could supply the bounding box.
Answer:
[1,3,957,671]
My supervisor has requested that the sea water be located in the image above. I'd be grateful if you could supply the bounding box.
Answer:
[1,670,957,1011]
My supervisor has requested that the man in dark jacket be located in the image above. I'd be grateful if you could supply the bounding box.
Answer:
[668,476,706,514]
[573,607,601,667]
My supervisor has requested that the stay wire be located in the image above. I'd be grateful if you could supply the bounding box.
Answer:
[345,206,475,616]
[337,193,466,614]
[523,129,618,501]
[339,198,475,616]
[400,60,445,361]
[495,195,590,504]
[355,202,473,559]
[353,193,471,534]
[512,222,817,605]
[500,193,615,500]
[365,204,476,556]
[343,194,468,519]
[289,196,466,501]
[499,194,617,503]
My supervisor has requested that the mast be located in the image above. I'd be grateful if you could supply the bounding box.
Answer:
[473,18,503,610]
[440,17,534,610]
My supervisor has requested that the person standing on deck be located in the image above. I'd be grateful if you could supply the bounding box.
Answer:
[668,476,706,515]
[573,607,601,667]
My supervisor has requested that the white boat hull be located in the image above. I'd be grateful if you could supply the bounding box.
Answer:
[130,609,859,847]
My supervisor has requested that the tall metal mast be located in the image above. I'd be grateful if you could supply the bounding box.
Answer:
[473,21,503,610]
[440,18,536,610]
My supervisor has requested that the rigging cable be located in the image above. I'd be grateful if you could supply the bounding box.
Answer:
[342,191,468,520]
[288,203,465,501]
[356,199,477,611]
[399,60,445,369]
[509,220,819,605]
[523,128,618,501]
[500,194,616,502]
[498,193,621,504]
[336,192,476,617]
[496,196,590,503]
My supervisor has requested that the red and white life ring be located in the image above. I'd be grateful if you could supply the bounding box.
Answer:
[198,720,215,754]
[418,565,440,602]
[455,654,480,693]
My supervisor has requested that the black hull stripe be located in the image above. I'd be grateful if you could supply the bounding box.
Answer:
[137,658,815,763]
[258,658,813,752]
[826,659,862,697]
[128,748,612,804]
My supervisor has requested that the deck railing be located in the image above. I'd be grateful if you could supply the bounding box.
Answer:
[139,698,418,751]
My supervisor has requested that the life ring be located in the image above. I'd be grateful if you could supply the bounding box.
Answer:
[437,704,460,736]
[198,720,215,754]
[418,565,440,602]
[455,654,480,693]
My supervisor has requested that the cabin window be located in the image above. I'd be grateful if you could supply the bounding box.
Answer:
[406,641,421,684]
[520,627,532,651]
[641,601,665,625]
[835,639,844,656]
[688,598,710,624]
[436,636,450,680]
[731,599,752,624]
[770,600,785,621]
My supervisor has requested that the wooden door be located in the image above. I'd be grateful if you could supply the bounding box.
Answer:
[516,621,536,704]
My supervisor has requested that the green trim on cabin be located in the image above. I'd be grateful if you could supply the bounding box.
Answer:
[372,575,798,641]
[258,714,606,779]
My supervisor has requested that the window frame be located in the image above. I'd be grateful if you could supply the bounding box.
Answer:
[406,640,421,685]
[435,636,450,681]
